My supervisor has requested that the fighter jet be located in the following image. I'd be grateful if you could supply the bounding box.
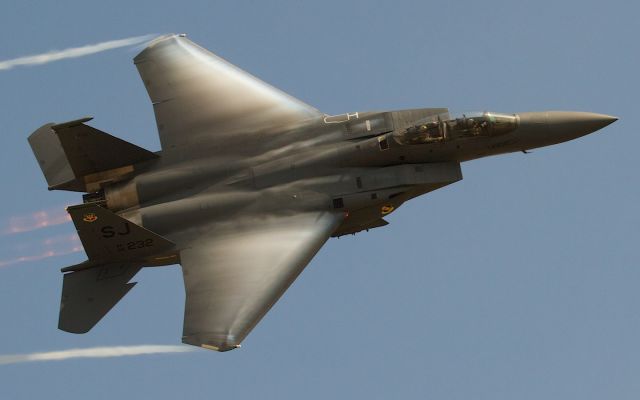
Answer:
[28,34,617,352]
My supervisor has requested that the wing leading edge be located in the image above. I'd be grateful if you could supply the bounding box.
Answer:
[178,211,342,351]
[134,34,322,152]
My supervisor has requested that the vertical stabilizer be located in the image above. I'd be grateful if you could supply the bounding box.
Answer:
[28,118,158,192]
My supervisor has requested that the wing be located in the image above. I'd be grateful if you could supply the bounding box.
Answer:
[177,211,342,351]
[134,34,322,152]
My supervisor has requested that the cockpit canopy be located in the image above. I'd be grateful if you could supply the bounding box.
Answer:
[394,111,519,145]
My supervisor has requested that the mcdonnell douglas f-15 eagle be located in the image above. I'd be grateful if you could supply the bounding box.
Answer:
[28,34,617,352]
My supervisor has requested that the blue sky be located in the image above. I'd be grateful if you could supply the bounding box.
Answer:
[0,1,638,398]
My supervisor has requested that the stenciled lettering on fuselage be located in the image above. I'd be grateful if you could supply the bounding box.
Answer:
[100,222,131,238]
[99,222,155,252]
[115,239,154,252]
[323,112,359,124]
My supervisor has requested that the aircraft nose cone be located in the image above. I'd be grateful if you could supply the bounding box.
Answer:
[516,111,618,148]
[545,111,618,138]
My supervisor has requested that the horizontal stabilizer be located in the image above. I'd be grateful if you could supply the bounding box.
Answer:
[28,118,158,192]
[59,263,141,333]
[67,203,175,263]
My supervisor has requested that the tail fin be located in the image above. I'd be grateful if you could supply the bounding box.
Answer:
[61,204,176,334]
[67,203,176,264]
[59,263,141,333]
[28,117,158,192]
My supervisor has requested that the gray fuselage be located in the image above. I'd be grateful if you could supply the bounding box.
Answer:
[106,108,615,241]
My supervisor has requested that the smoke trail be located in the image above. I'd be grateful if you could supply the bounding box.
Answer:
[0,34,155,71]
[3,205,72,235]
[0,345,193,366]
[0,248,82,269]
[41,233,80,247]
[0,234,82,269]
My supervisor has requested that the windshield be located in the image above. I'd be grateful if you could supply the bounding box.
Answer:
[394,111,519,145]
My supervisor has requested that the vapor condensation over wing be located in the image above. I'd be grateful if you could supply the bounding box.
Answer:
[0,345,193,366]
[0,34,155,71]
[2,205,72,234]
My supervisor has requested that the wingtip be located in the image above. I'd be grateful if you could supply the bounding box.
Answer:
[200,344,241,352]
[183,334,242,352]
[133,33,189,64]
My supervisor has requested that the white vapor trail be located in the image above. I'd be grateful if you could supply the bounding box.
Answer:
[0,34,155,71]
[0,345,193,366]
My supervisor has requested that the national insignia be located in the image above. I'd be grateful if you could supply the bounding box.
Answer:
[380,205,394,215]
[83,213,98,223]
